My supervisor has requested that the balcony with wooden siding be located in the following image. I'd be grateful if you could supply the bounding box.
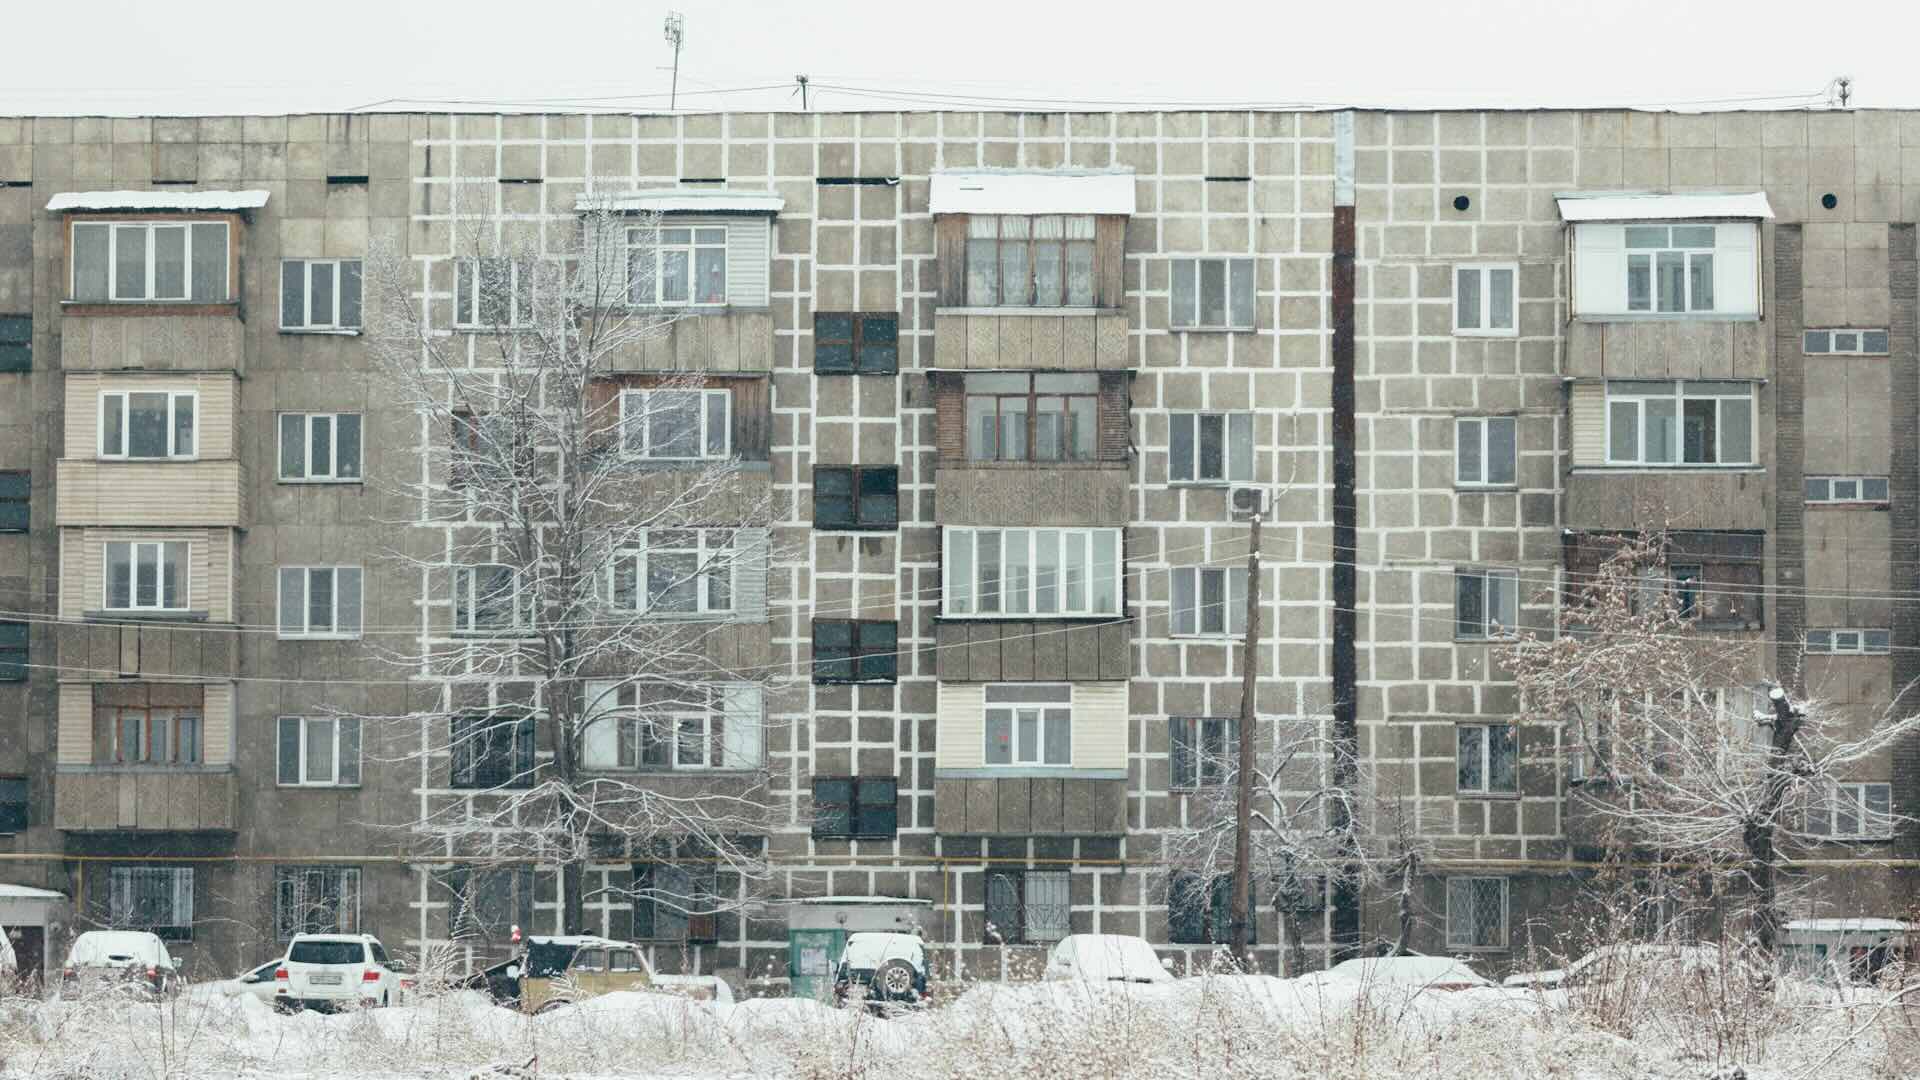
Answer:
[55,459,247,528]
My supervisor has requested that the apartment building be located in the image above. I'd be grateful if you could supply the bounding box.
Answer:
[0,107,1913,986]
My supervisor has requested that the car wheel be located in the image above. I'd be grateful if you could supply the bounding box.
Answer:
[874,960,917,1001]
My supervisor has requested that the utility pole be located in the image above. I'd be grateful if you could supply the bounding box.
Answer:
[1230,508,1263,966]
[795,75,810,111]
[663,12,685,111]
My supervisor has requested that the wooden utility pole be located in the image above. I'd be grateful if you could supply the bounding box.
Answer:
[1230,512,1263,966]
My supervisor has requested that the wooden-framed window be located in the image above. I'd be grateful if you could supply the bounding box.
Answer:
[813,466,898,530]
[107,704,202,766]
[99,390,196,460]
[1169,257,1256,330]
[813,313,898,374]
[965,215,1097,307]
[280,259,363,330]
[276,716,362,787]
[71,221,230,302]
[812,620,898,684]
[811,776,898,839]
[963,373,1098,462]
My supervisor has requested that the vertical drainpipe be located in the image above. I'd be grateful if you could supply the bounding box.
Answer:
[1888,225,1920,870]
[1328,111,1363,960]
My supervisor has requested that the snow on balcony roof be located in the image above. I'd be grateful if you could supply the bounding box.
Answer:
[576,189,784,215]
[0,884,65,900]
[1555,191,1773,222]
[1785,918,1911,933]
[46,190,271,213]
[930,169,1136,216]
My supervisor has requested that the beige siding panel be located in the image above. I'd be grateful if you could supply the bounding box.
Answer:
[203,681,233,766]
[63,372,239,459]
[935,681,987,770]
[55,460,247,527]
[1072,681,1130,770]
[1570,382,1606,466]
[56,683,92,765]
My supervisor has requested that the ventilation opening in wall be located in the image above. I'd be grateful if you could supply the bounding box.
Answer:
[1821,193,1839,209]
[326,175,370,186]
[680,177,726,185]
[0,181,28,189]
[816,177,900,186]
[149,179,199,187]
[499,177,543,185]
[1453,195,1471,211]
[1204,176,1252,183]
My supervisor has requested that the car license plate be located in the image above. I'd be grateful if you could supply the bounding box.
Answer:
[310,973,342,986]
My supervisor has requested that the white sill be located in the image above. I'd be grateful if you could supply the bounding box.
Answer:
[1170,633,1242,641]
[1452,329,1518,339]
[1458,792,1521,801]
[278,478,364,485]
[1172,325,1257,334]
[938,613,1124,621]
[277,782,362,790]
[1454,483,1519,491]
[937,307,1118,317]
[1572,465,1765,473]
[1167,480,1238,489]
[1573,313,1760,323]
[276,634,363,642]
[97,456,200,464]
[1454,636,1519,644]
[279,328,362,336]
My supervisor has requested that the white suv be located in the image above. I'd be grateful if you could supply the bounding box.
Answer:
[274,933,405,1010]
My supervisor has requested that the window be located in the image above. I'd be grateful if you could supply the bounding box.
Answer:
[813,620,898,684]
[277,567,363,639]
[0,315,28,372]
[1455,416,1517,486]
[1805,629,1892,655]
[0,621,24,682]
[107,702,202,766]
[280,259,363,330]
[454,257,535,328]
[984,683,1073,767]
[1168,412,1253,484]
[274,866,361,939]
[0,776,25,833]
[1170,258,1256,330]
[0,472,25,531]
[1605,381,1754,466]
[811,777,898,839]
[109,866,193,940]
[71,221,229,302]
[985,869,1070,945]
[1169,717,1237,789]
[620,389,731,460]
[1625,225,1715,313]
[814,313,898,374]
[631,226,727,306]
[1170,567,1247,637]
[99,391,196,460]
[449,866,534,939]
[633,861,718,942]
[450,715,536,789]
[1805,782,1893,840]
[1169,873,1249,945]
[963,373,1099,462]
[1806,476,1890,504]
[582,681,763,770]
[104,541,188,612]
[943,527,1122,617]
[813,466,898,530]
[1455,569,1519,640]
[1804,328,1889,356]
[1456,724,1517,795]
[606,530,735,616]
[966,216,1096,307]
[276,716,362,787]
[1445,876,1508,950]
[453,564,530,632]
[1454,264,1517,335]
[278,413,363,482]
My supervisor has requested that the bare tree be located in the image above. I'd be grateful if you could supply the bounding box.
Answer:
[356,205,785,937]
[1503,532,1920,953]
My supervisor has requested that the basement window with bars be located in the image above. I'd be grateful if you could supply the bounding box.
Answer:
[1456,724,1517,795]
[280,259,363,330]
[1804,328,1889,356]
[274,866,361,939]
[811,776,898,839]
[450,715,535,789]
[1168,412,1253,484]
[109,866,194,941]
[1169,716,1236,789]
[1804,781,1893,840]
[1169,872,1248,945]
[278,413,363,482]
[1805,476,1890,504]
[986,869,1070,945]
[813,313,899,374]
[1169,567,1247,637]
[1805,629,1891,655]
[813,466,898,530]
[1445,876,1508,950]
[1170,258,1255,330]
[277,716,362,787]
[812,620,898,684]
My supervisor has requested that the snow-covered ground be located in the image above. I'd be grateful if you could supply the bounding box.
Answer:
[0,972,1909,1078]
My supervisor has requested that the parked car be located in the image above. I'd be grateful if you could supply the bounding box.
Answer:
[1326,955,1491,991]
[1043,934,1175,985]
[505,935,732,1014]
[273,933,409,1011]
[61,930,178,998]
[1504,944,1765,991]
[219,959,285,1004]
[831,932,928,1013]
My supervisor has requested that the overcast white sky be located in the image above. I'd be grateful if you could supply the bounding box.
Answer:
[1,0,1908,116]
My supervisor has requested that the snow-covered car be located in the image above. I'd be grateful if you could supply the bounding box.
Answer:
[1326,955,1491,991]
[218,960,285,1004]
[273,933,408,1011]
[1503,944,1763,991]
[61,931,178,998]
[832,932,928,1013]
[1043,934,1175,985]
[508,935,732,1014]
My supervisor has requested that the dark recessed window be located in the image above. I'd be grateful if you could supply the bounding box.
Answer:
[813,619,898,684]
[813,466,898,530]
[0,776,26,833]
[812,776,898,839]
[0,316,29,372]
[0,621,27,681]
[0,472,27,531]
[814,313,898,375]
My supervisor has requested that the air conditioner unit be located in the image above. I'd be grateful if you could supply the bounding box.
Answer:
[1230,487,1267,519]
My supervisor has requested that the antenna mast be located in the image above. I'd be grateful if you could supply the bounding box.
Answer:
[663,12,686,111]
